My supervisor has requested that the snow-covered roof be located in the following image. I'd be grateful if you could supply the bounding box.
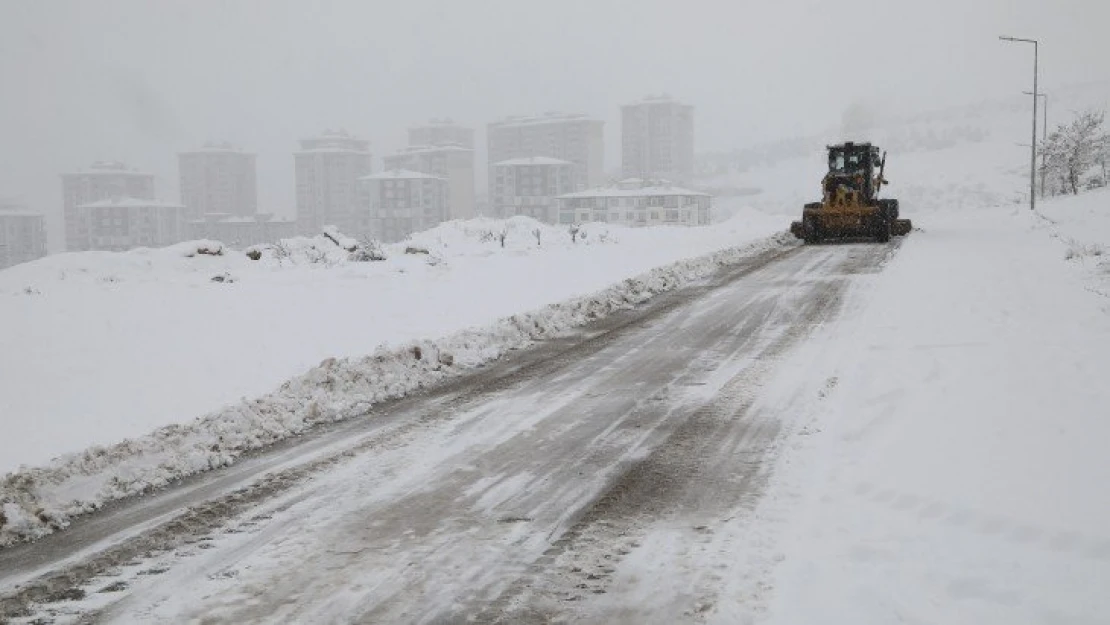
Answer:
[296,147,370,155]
[0,209,43,219]
[297,130,370,154]
[413,118,467,127]
[361,169,445,181]
[490,112,602,129]
[188,215,294,225]
[179,142,252,155]
[557,184,710,199]
[304,129,361,140]
[625,93,691,107]
[76,197,185,209]
[390,144,473,156]
[493,156,574,167]
[64,162,152,177]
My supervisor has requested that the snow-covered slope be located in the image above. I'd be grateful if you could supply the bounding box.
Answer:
[703,80,1110,220]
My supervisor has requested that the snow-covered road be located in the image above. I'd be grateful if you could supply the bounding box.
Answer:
[0,240,898,623]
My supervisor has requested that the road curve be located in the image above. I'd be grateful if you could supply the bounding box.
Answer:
[0,240,899,624]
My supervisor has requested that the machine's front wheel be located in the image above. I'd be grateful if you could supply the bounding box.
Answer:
[803,215,821,244]
[875,217,892,243]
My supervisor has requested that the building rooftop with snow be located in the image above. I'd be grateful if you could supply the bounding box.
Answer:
[296,129,371,154]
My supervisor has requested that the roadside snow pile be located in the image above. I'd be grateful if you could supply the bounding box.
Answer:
[0,230,794,547]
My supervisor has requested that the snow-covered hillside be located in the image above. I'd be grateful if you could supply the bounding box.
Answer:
[704,81,1110,220]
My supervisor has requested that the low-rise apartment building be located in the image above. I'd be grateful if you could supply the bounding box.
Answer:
[187,213,296,248]
[77,197,186,251]
[555,179,711,227]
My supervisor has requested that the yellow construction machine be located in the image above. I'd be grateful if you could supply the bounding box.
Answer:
[790,142,912,243]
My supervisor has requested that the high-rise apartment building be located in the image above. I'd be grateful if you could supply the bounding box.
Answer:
[360,169,449,242]
[61,162,155,251]
[487,113,604,194]
[178,143,257,220]
[383,145,475,220]
[294,130,372,236]
[621,95,694,181]
[490,157,576,223]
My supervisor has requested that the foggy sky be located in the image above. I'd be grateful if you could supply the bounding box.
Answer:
[2,0,1109,250]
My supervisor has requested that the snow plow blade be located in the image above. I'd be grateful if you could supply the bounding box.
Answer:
[892,219,913,236]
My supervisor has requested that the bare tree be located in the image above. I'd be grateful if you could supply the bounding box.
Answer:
[1042,110,1106,195]
[1098,133,1109,188]
[498,229,507,248]
[272,240,292,266]
[351,235,387,261]
[532,228,541,247]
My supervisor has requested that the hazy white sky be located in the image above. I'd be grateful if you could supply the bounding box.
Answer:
[2,0,1108,241]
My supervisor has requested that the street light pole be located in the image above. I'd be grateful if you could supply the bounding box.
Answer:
[1000,35,1039,210]
[1025,90,1048,196]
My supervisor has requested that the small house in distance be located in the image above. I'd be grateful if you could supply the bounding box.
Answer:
[187,213,296,248]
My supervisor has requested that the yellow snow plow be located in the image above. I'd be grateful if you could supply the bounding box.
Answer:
[790,142,912,243]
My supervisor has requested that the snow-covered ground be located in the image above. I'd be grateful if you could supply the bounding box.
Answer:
[3,80,1109,621]
[0,213,781,476]
[742,194,1110,623]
